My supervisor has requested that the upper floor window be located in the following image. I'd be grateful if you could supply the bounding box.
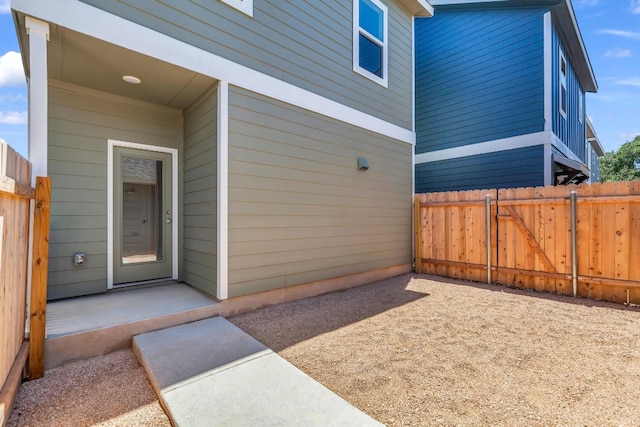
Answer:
[579,91,584,123]
[219,0,253,16]
[559,49,567,118]
[353,0,388,87]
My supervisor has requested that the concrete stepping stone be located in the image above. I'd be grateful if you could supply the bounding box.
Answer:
[133,316,383,426]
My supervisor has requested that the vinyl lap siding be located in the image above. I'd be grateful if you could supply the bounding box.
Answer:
[182,87,217,296]
[48,81,182,300]
[415,146,545,192]
[79,0,413,129]
[551,22,586,163]
[415,8,546,154]
[227,86,412,297]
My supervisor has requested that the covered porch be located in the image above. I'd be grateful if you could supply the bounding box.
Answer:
[14,11,223,300]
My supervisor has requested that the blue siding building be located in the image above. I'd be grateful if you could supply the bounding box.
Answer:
[415,0,599,192]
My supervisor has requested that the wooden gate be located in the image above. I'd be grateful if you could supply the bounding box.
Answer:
[0,141,51,425]
[415,181,640,305]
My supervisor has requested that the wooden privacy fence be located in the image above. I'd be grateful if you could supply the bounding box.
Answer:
[0,141,50,426]
[415,181,640,305]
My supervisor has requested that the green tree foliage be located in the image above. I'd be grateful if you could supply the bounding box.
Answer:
[600,135,640,182]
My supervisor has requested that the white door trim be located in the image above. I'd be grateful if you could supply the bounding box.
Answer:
[107,140,179,289]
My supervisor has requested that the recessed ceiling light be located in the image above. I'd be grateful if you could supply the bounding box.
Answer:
[122,75,142,84]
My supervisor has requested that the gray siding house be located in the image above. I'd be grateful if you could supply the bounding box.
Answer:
[12,0,433,301]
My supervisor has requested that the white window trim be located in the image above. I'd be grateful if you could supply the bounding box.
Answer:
[559,48,567,119]
[353,0,389,87]
[219,0,253,17]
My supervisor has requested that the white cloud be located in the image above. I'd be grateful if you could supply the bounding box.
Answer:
[632,0,640,14]
[0,93,27,103]
[605,48,632,58]
[0,51,25,87]
[616,77,640,87]
[617,132,640,141]
[598,29,640,40]
[0,0,10,14]
[0,111,27,125]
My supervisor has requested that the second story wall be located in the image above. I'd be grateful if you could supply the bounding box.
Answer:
[551,21,587,163]
[415,7,547,154]
[80,0,414,130]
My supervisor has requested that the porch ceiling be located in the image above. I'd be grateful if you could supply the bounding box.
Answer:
[16,13,216,109]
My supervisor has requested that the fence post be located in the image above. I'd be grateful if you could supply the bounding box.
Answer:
[570,191,577,297]
[414,196,422,274]
[29,176,51,379]
[486,194,492,285]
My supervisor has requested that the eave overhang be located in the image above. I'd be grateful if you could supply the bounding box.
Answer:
[551,0,598,92]
[586,117,605,157]
[400,0,434,16]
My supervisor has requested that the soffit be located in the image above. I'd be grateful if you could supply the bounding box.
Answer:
[16,14,216,110]
[398,0,435,16]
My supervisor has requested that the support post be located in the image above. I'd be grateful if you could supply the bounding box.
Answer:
[486,194,492,285]
[29,177,51,379]
[570,191,577,297]
[414,196,422,274]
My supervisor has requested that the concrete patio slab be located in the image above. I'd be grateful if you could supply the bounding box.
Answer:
[133,317,383,427]
[45,282,220,369]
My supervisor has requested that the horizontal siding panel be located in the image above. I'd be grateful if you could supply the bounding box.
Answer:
[51,175,106,191]
[227,86,412,296]
[229,234,410,258]
[415,146,545,192]
[80,0,413,128]
[183,227,216,241]
[47,83,182,299]
[184,176,216,194]
[50,215,107,230]
[49,254,107,272]
[183,238,216,254]
[415,7,546,153]
[51,189,106,204]
[49,160,106,178]
[229,250,410,297]
[229,245,409,281]
[47,281,106,300]
[51,202,105,216]
[182,88,217,296]
[49,267,107,286]
[229,213,410,229]
[49,229,106,244]
[182,202,216,216]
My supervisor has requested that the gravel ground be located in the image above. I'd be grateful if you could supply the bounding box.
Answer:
[7,349,170,427]
[230,274,640,427]
[7,273,640,426]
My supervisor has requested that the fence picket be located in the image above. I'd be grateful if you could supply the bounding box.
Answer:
[415,181,640,306]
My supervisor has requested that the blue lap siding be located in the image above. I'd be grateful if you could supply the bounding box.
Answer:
[414,146,545,193]
[415,7,547,155]
[551,21,587,163]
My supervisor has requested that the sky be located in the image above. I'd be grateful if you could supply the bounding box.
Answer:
[0,1,638,157]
